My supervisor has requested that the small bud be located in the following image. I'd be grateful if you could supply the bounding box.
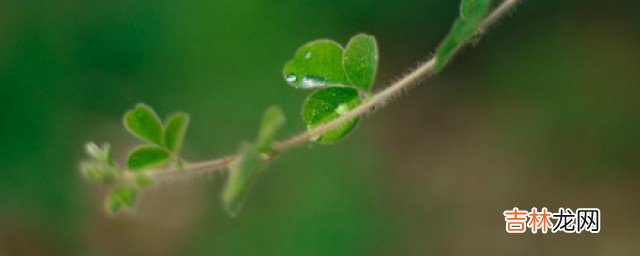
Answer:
[104,185,138,215]
[80,162,120,184]
[85,142,112,164]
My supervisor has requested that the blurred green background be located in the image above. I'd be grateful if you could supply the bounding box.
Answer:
[1,0,639,255]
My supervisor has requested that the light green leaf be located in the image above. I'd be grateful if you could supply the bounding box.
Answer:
[434,0,492,72]
[80,162,120,184]
[164,112,190,153]
[82,142,120,184]
[104,185,137,215]
[134,173,154,188]
[222,143,262,217]
[124,103,164,145]
[127,146,171,171]
[283,39,351,89]
[343,34,378,91]
[302,87,361,143]
[255,106,286,152]
[85,142,113,164]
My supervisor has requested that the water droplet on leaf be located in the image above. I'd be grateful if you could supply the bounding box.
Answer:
[336,104,349,115]
[286,74,297,83]
[300,75,327,89]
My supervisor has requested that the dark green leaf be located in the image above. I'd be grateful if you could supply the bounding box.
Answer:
[343,34,378,91]
[222,143,262,217]
[124,103,164,145]
[255,106,286,153]
[127,146,171,171]
[302,87,361,143]
[283,39,351,89]
[434,0,492,72]
[104,185,137,215]
[164,112,190,153]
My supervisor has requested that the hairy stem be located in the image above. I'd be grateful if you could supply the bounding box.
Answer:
[125,0,521,182]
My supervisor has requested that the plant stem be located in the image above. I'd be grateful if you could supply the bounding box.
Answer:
[126,0,521,182]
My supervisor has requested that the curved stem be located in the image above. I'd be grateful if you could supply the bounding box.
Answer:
[128,0,521,182]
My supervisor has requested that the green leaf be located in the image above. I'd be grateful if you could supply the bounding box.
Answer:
[164,112,190,153]
[222,143,262,217]
[80,162,120,184]
[434,0,492,72]
[255,106,286,152]
[460,0,493,19]
[85,142,113,164]
[343,34,378,91]
[127,146,171,171]
[104,185,137,215]
[283,39,351,89]
[124,103,164,145]
[82,142,120,184]
[134,173,154,188]
[302,87,361,143]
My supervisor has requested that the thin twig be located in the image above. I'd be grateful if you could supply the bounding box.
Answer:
[477,0,520,34]
[128,0,521,182]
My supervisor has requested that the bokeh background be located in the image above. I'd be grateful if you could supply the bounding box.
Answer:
[1,0,639,255]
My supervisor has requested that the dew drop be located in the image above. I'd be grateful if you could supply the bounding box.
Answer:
[300,75,327,89]
[336,104,349,115]
[286,74,297,83]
